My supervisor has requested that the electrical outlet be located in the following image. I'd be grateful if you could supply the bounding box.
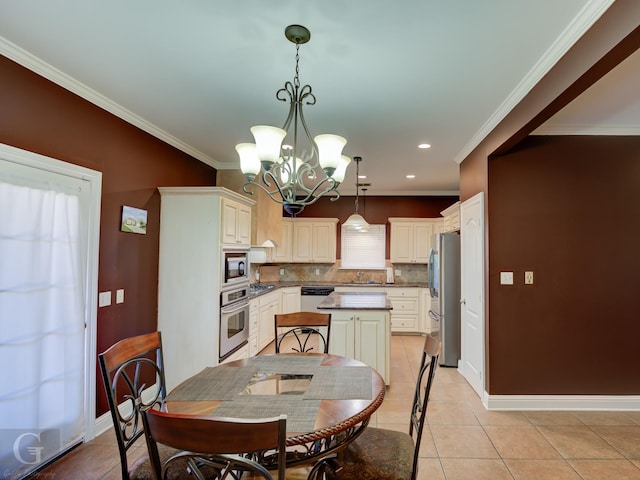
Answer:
[116,289,125,304]
[395,269,402,277]
[525,271,534,284]
[315,268,320,275]
[279,268,284,276]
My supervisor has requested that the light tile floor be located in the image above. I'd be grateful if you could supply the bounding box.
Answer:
[41,335,640,479]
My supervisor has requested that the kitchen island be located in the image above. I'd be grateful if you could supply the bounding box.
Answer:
[318,291,392,385]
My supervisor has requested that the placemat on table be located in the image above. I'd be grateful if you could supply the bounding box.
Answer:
[303,366,372,400]
[166,366,258,401]
[248,355,323,375]
[212,395,321,432]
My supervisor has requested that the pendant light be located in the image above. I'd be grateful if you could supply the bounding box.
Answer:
[343,156,370,230]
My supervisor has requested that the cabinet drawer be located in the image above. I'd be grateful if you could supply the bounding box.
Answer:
[390,315,417,331]
[248,334,259,357]
[388,297,419,313]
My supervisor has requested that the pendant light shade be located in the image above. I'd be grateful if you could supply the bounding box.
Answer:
[343,156,369,230]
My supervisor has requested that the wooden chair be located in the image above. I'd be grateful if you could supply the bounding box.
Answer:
[98,331,170,480]
[331,335,441,480]
[274,312,332,354]
[142,409,287,480]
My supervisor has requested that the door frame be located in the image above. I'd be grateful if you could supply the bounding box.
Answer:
[0,143,102,440]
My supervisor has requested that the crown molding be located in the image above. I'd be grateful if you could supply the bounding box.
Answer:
[531,124,640,135]
[454,0,616,164]
[0,36,222,169]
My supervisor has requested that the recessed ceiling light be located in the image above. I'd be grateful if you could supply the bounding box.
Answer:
[418,143,431,149]
[358,175,367,179]
[406,174,416,179]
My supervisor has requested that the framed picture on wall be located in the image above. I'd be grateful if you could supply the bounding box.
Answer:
[120,205,147,234]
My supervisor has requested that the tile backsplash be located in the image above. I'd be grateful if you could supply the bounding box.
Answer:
[252,262,427,285]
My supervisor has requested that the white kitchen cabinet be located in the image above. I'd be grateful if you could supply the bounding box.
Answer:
[389,218,442,264]
[248,298,260,356]
[157,187,254,390]
[268,218,293,263]
[387,288,420,333]
[329,310,390,384]
[280,286,301,313]
[221,197,252,245]
[258,290,280,352]
[291,218,338,263]
[440,201,461,233]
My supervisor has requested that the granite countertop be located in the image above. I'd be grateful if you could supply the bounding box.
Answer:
[248,281,427,299]
[316,292,393,311]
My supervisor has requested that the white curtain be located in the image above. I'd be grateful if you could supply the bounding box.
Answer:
[0,181,85,479]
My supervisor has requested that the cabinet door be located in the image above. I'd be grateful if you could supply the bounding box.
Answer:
[292,222,313,262]
[221,198,239,244]
[328,313,355,359]
[270,219,292,262]
[390,223,413,263]
[281,287,301,313]
[355,312,389,383]
[312,222,336,263]
[414,223,434,263]
[237,203,252,245]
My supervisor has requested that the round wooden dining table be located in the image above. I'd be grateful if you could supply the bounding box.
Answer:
[164,353,385,470]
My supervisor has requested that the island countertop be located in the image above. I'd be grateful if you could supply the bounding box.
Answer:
[317,291,393,310]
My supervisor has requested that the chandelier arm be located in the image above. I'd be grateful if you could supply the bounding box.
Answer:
[292,176,339,205]
[296,84,319,165]
[242,171,294,206]
[277,81,296,132]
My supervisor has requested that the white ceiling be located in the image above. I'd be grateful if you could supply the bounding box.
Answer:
[1,0,636,196]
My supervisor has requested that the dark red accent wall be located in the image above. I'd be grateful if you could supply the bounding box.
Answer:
[0,55,216,416]
[295,196,457,259]
[488,135,640,394]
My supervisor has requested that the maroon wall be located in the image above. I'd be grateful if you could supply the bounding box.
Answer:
[0,55,217,416]
[488,135,640,394]
[296,195,457,259]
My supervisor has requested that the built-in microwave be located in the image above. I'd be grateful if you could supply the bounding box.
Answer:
[222,248,249,289]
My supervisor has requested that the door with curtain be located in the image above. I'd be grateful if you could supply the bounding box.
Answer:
[0,144,101,479]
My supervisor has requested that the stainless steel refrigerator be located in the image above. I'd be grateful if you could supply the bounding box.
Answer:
[428,232,461,367]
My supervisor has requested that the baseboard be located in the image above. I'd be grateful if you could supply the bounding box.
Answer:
[91,383,160,440]
[486,394,640,411]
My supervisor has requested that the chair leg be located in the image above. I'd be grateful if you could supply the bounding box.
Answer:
[306,454,342,480]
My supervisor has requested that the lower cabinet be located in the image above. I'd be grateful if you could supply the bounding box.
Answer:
[328,310,390,385]
[258,291,280,352]
[387,288,420,333]
[248,299,260,357]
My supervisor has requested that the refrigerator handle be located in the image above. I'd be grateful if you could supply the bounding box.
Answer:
[427,248,435,297]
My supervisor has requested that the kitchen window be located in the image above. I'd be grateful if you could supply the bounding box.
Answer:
[341,224,386,269]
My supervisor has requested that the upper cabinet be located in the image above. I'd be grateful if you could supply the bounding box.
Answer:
[221,197,252,245]
[389,218,442,264]
[269,218,338,263]
[440,201,461,233]
[292,218,338,263]
[269,218,294,263]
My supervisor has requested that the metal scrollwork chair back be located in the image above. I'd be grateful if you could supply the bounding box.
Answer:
[98,331,167,480]
[330,335,441,480]
[274,312,332,354]
[142,409,287,480]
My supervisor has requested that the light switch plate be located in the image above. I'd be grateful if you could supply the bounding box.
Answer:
[500,272,514,285]
[395,269,402,276]
[116,289,125,304]
[98,291,112,307]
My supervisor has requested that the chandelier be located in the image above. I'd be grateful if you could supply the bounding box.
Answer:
[236,25,351,216]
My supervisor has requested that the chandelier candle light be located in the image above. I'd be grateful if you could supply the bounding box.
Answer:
[236,25,351,216]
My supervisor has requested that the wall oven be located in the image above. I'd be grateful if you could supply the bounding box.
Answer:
[222,248,249,289]
[219,284,250,361]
